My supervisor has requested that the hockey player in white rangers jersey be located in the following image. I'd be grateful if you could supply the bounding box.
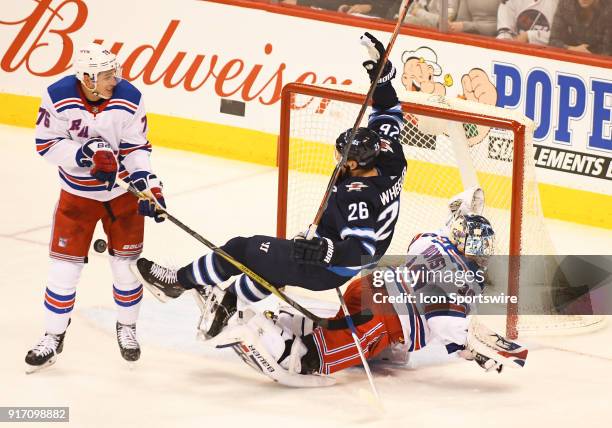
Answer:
[212,192,528,386]
[496,0,559,45]
[25,43,166,372]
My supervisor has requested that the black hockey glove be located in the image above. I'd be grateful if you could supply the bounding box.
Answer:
[360,32,395,85]
[292,237,335,266]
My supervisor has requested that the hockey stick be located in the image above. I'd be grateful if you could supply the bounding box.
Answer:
[335,287,380,399]
[115,177,350,329]
[306,0,411,237]
[305,0,411,401]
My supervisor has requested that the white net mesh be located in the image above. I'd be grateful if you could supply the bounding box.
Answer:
[279,83,604,337]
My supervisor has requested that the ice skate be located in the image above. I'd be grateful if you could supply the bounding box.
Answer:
[135,257,185,302]
[116,322,141,362]
[25,331,67,374]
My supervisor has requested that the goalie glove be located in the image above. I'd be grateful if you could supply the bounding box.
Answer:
[360,32,396,85]
[130,170,167,223]
[76,137,118,191]
[461,317,528,373]
[291,237,335,266]
[448,187,485,217]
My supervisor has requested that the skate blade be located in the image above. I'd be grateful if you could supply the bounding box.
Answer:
[25,357,57,374]
[141,282,172,303]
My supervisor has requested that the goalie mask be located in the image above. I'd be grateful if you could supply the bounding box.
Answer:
[335,127,381,170]
[449,214,495,259]
[74,43,122,99]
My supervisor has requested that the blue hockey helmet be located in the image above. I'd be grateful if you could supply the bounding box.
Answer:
[335,127,381,169]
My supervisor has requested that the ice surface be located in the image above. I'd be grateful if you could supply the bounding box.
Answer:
[1,125,610,428]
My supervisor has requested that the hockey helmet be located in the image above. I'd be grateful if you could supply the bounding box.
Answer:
[449,213,495,258]
[335,127,381,169]
[74,43,122,91]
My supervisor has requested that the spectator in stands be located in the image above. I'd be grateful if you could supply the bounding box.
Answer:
[404,0,459,28]
[549,0,612,55]
[448,0,500,36]
[280,1,400,19]
[496,0,559,45]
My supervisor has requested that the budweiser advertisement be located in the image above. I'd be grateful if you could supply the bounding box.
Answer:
[1,0,611,227]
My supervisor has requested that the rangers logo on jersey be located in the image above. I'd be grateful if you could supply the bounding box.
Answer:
[346,182,368,192]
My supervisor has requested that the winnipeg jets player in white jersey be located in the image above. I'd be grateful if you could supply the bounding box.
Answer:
[25,43,166,372]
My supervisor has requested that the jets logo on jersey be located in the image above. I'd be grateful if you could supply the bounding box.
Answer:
[346,182,368,192]
[517,9,550,33]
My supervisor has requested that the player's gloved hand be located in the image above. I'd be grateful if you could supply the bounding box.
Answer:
[76,137,118,191]
[130,171,166,223]
[360,32,395,85]
[292,237,335,266]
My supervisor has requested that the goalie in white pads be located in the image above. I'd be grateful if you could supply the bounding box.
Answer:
[212,194,528,386]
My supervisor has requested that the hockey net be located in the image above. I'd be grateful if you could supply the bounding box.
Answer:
[277,83,604,339]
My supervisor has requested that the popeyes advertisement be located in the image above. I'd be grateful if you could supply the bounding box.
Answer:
[1,0,611,202]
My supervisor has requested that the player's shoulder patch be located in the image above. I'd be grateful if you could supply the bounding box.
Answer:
[47,75,80,105]
[111,80,142,106]
[345,181,369,192]
[335,178,377,206]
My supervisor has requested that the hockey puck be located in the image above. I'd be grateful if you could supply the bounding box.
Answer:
[94,239,107,253]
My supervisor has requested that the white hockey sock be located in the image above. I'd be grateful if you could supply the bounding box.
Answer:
[110,257,143,325]
[44,259,83,335]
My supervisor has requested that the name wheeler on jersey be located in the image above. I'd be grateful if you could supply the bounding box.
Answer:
[35,76,153,201]
[316,102,407,277]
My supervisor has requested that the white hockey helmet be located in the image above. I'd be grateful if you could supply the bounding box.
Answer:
[74,43,122,95]
[449,213,495,258]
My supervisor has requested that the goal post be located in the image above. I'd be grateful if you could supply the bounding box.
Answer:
[276,82,601,339]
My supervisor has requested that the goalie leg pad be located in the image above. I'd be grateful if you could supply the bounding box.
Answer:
[215,313,336,388]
